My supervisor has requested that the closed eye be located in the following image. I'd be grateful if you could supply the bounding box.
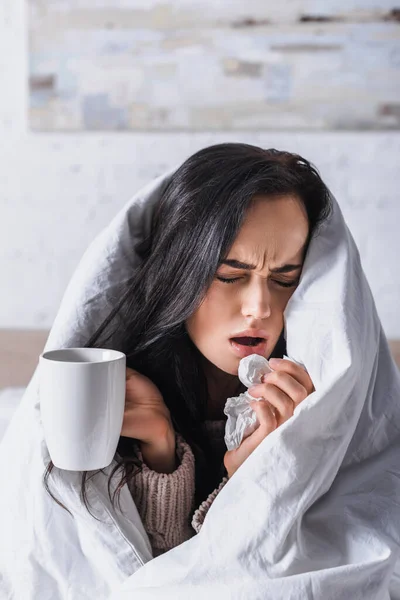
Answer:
[216,276,299,288]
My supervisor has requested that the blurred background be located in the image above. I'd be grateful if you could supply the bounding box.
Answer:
[1,0,399,397]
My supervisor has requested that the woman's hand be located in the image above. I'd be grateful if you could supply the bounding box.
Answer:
[121,368,177,473]
[224,358,315,478]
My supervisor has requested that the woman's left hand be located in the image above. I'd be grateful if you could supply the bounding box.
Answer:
[224,358,315,478]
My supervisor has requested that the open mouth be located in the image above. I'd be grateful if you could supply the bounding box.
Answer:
[229,336,268,358]
[231,337,265,347]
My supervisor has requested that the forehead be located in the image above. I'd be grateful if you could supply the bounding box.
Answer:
[229,195,309,264]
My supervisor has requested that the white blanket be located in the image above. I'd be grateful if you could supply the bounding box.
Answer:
[1,164,400,600]
[0,387,25,443]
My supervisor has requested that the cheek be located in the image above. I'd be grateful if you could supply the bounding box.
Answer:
[279,289,295,308]
[186,285,235,340]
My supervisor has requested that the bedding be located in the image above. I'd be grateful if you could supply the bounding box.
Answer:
[1,164,400,599]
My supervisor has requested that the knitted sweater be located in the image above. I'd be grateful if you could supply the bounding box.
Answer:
[128,420,229,557]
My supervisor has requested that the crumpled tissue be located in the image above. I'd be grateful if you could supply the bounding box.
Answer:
[224,354,303,451]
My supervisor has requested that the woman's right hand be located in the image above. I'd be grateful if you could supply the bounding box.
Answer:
[121,368,177,473]
[121,367,171,443]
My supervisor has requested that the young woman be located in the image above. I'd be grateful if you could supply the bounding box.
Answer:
[44,142,331,557]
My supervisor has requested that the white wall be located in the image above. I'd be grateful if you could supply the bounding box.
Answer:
[1,0,400,336]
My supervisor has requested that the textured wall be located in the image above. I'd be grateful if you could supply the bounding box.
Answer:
[29,0,400,130]
[1,0,400,336]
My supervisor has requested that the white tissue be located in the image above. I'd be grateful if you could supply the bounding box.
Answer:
[238,354,273,387]
[224,354,300,451]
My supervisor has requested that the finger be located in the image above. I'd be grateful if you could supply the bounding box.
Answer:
[268,358,315,395]
[239,401,277,450]
[126,367,137,380]
[263,371,308,407]
[248,383,295,423]
[252,399,277,430]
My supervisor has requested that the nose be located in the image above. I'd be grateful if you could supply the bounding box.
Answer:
[241,280,271,321]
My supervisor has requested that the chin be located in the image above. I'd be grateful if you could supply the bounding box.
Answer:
[213,358,240,376]
[222,366,240,376]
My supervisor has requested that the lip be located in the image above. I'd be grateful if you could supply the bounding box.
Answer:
[229,329,269,359]
[230,329,269,340]
[229,338,268,358]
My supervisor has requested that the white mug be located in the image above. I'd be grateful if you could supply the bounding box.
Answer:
[39,348,126,471]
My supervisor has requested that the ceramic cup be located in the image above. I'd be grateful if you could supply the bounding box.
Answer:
[39,348,126,471]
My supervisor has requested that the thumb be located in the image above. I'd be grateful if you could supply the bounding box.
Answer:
[250,399,277,432]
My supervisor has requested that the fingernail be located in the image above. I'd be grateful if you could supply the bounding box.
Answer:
[261,373,272,383]
[268,358,281,367]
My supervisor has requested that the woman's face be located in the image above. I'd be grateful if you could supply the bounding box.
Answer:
[185,195,310,376]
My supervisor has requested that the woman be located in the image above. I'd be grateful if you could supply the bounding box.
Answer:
[44,143,330,557]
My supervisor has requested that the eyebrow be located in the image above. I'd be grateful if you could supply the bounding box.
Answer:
[219,258,303,274]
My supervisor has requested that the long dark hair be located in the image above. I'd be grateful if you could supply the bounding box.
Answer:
[43,143,333,517]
